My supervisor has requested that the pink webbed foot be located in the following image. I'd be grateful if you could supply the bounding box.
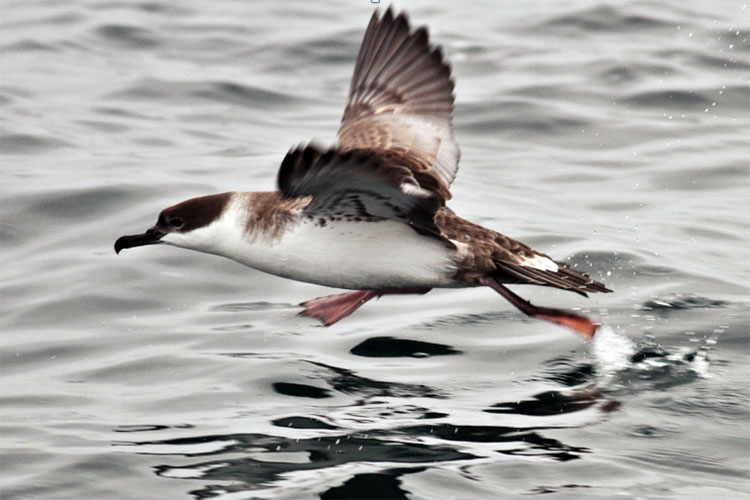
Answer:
[299,288,431,326]
[479,277,599,339]
[299,290,377,326]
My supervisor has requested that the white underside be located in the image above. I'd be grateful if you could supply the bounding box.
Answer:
[238,220,462,289]
[165,209,463,289]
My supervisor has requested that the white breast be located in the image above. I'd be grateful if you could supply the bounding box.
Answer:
[223,217,461,290]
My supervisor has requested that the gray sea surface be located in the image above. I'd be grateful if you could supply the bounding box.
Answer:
[1,1,749,498]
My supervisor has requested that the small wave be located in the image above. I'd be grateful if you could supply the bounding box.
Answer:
[621,90,712,110]
[91,1,194,16]
[680,226,742,242]
[458,100,590,136]
[76,120,131,134]
[1,39,57,52]
[418,311,511,329]
[623,85,749,113]
[539,357,596,387]
[588,201,645,213]
[192,81,294,108]
[596,61,679,86]
[652,163,750,192]
[212,301,291,312]
[657,48,750,71]
[19,186,134,221]
[96,24,160,49]
[660,385,750,423]
[627,447,742,477]
[308,361,444,399]
[283,33,359,64]
[0,221,26,247]
[0,134,71,154]
[641,293,728,312]
[107,78,298,109]
[537,5,672,32]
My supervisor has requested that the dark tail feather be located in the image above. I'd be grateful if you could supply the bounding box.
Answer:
[493,260,612,296]
[479,277,599,339]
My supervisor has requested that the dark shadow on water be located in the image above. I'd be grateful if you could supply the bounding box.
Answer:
[272,416,340,430]
[115,423,194,433]
[349,336,462,358]
[485,389,614,417]
[529,484,593,495]
[111,319,721,498]
[273,382,332,399]
[307,361,446,399]
[135,431,475,498]
[320,467,426,500]
[539,357,597,387]
[123,417,599,498]
[112,355,624,498]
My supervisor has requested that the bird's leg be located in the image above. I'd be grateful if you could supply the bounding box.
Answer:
[299,288,431,326]
[478,277,598,339]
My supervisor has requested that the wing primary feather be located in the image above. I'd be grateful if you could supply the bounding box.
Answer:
[339,9,460,192]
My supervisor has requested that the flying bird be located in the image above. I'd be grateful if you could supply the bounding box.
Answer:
[115,8,612,338]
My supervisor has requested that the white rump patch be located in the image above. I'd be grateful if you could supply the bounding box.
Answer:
[520,254,559,272]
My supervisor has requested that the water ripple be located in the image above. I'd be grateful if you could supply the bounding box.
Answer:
[538,5,673,32]
[95,24,160,49]
[0,134,71,154]
[1,1,748,498]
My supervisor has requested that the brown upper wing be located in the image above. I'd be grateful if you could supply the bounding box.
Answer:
[338,8,460,199]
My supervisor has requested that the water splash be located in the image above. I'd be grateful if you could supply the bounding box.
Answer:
[592,325,637,376]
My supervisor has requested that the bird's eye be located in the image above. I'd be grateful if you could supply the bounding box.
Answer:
[169,217,184,229]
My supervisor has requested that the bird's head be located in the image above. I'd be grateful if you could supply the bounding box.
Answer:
[115,192,233,254]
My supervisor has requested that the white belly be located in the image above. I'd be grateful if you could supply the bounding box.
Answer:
[226,218,460,289]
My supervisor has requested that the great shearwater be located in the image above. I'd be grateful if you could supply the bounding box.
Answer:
[115,8,612,338]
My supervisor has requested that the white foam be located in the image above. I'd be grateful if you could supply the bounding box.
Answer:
[689,349,712,378]
[592,325,636,376]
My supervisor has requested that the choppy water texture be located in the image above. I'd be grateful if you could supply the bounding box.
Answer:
[2,1,749,498]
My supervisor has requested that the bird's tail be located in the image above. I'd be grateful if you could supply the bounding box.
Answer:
[491,259,612,297]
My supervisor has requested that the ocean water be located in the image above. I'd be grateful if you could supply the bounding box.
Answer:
[1,1,748,498]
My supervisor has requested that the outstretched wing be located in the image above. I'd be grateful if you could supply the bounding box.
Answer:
[338,8,459,199]
[277,144,445,239]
